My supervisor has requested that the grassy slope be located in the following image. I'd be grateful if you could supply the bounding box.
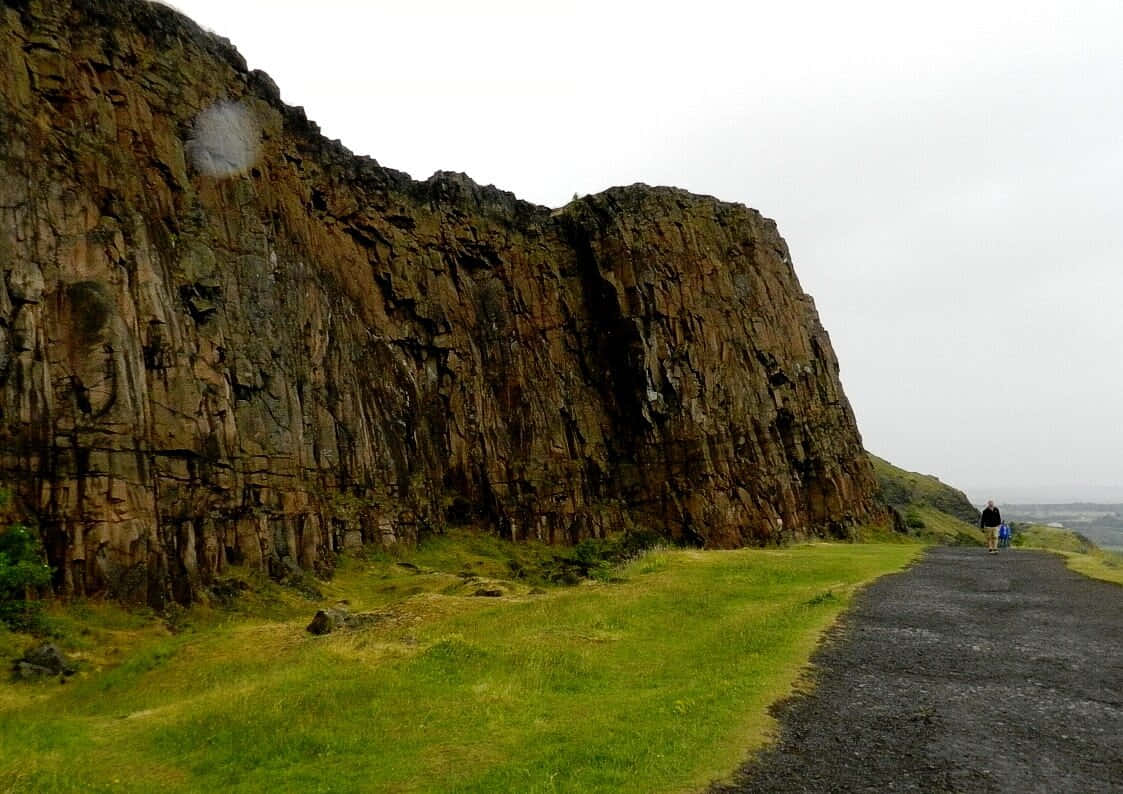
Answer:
[1012,524,1123,586]
[868,455,985,545]
[0,534,921,793]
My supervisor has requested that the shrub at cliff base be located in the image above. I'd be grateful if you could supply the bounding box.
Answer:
[0,537,920,793]
[0,524,52,632]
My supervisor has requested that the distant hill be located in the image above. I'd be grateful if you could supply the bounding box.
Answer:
[869,455,980,524]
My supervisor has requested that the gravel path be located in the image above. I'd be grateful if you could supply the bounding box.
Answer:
[712,547,1123,793]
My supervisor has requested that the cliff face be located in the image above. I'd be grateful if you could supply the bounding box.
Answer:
[0,0,884,605]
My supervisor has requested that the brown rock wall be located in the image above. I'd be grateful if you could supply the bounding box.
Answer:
[0,0,884,605]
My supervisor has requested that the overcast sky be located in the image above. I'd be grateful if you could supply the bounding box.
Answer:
[163,0,1123,503]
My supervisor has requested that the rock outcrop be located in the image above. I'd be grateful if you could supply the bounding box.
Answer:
[0,0,884,606]
[12,642,76,679]
[306,606,383,636]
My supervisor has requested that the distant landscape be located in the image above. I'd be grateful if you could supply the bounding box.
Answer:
[1002,504,1123,552]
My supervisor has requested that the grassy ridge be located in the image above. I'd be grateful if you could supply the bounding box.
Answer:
[1012,524,1123,586]
[903,505,985,546]
[0,536,921,793]
[868,456,984,545]
[869,454,980,526]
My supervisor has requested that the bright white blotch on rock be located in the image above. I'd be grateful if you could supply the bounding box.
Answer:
[186,101,260,178]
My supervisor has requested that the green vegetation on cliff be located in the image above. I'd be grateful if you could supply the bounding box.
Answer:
[0,489,52,632]
[0,524,51,632]
[869,454,979,523]
[869,454,984,544]
[0,535,920,793]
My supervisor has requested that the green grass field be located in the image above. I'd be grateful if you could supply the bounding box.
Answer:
[0,535,921,793]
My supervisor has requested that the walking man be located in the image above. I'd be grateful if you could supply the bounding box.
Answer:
[980,500,1002,554]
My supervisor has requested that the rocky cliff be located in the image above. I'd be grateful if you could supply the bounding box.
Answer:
[0,0,884,605]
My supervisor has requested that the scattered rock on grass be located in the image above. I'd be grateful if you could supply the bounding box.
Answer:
[12,643,75,679]
[305,606,385,635]
[306,608,349,635]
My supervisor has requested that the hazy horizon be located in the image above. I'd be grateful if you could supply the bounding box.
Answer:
[966,484,1123,507]
[161,0,1123,501]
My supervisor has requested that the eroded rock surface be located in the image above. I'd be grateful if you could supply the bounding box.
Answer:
[0,0,884,605]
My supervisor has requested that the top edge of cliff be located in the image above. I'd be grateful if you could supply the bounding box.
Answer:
[3,0,769,225]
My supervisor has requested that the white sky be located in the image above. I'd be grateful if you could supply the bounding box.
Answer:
[162,0,1123,503]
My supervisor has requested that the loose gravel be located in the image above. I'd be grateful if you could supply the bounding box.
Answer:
[711,547,1123,793]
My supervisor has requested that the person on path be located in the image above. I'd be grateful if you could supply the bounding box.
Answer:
[981,500,1002,554]
[998,521,1011,548]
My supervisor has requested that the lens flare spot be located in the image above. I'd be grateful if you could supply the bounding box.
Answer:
[186,100,260,178]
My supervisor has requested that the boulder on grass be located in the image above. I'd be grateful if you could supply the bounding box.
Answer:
[13,643,74,678]
[306,608,349,635]
[306,607,385,635]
